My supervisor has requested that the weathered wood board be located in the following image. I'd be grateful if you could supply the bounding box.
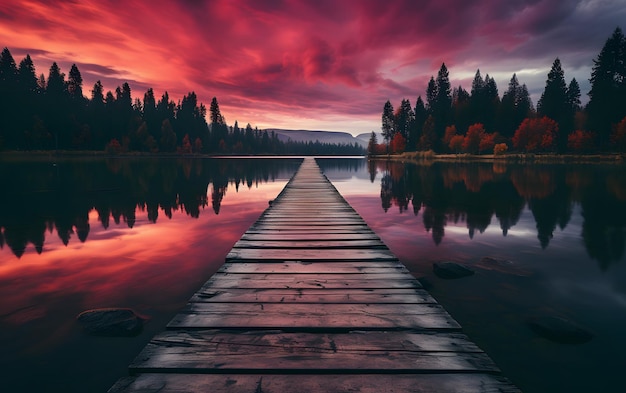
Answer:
[108,157,520,393]
[217,261,409,273]
[110,374,520,393]
[190,288,437,304]
[226,248,398,261]
[129,330,497,373]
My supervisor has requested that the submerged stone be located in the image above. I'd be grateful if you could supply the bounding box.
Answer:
[433,261,475,279]
[76,308,146,337]
[528,315,593,344]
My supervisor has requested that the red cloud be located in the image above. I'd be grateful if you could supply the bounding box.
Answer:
[0,0,619,133]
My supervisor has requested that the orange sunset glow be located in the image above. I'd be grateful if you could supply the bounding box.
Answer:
[1,0,623,134]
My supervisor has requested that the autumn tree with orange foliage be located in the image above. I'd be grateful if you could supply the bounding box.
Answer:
[462,123,485,154]
[567,130,595,152]
[512,116,559,152]
[390,133,407,153]
[449,135,464,153]
[442,125,457,150]
[610,116,626,152]
[479,132,496,153]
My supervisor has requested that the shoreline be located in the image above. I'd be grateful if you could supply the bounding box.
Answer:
[1,150,625,164]
[371,151,626,164]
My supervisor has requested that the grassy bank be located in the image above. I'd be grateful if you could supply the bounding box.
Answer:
[371,151,626,164]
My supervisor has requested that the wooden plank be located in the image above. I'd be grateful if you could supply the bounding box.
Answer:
[241,233,380,241]
[232,239,387,249]
[249,224,372,229]
[110,373,521,393]
[168,303,460,330]
[129,331,498,374]
[190,288,437,304]
[259,214,364,219]
[206,271,414,280]
[245,227,375,234]
[226,248,398,261]
[142,330,486,356]
[217,261,408,274]
[197,275,421,290]
[255,220,367,226]
[107,157,520,393]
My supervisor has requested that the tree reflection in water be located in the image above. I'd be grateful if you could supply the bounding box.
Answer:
[362,160,626,269]
[0,157,302,258]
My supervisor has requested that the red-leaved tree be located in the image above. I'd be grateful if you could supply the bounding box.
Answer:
[611,116,626,152]
[449,135,464,153]
[463,123,485,154]
[479,132,496,154]
[567,130,595,152]
[512,116,559,152]
[390,133,407,153]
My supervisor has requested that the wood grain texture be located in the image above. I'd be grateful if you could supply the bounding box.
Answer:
[129,330,497,373]
[110,374,521,393]
[107,157,519,393]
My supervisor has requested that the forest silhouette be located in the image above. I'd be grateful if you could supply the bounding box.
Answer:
[0,49,364,155]
[374,27,626,155]
[358,159,626,270]
[0,158,302,258]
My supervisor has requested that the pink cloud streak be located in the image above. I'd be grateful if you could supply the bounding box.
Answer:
[0,0,623,134]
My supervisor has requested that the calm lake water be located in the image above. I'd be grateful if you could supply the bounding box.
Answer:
[1,156,625,392]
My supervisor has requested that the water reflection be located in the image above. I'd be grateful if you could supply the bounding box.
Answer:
[319,157,626,393]
[364,160,626,269]
[0,157,300,393]
[0,157,302,258]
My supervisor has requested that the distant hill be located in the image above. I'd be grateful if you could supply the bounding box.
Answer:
[266,129,368,148]
[355,132,384,144]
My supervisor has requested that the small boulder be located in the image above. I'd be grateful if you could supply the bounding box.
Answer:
[77,308,146,337]
[528,315,593,344]
[433,262,474,279]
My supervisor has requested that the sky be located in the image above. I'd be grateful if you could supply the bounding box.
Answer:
[0,0,624,136]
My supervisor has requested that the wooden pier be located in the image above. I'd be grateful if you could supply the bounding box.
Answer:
[109,158,519,393]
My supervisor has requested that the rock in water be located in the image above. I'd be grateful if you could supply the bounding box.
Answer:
[433,262,475,279]
[77,308,145,337]
[528,315,593,344]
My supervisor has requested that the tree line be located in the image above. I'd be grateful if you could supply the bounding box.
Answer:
[373,27,626,155]
[0,49,365,155]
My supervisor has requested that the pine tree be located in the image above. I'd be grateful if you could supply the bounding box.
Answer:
[395,98,414,140]
[210,97,227,150]
[16,55,40,148]
[426,77,437,113]
[432,63,452,149]
[46,62,66,97]
[483,74,500,132]
[587,27,626,148]
[89,81,106,148]
[537,58,570,150]
[411,96,426,150]
[469,69,485,127]
[452,85,471,137]
[67,64,83,99]
[567,78,581,112]
[381,100,395,144]
[367,131,378,155]
[17,55,38,93]
[44,62,68,149]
